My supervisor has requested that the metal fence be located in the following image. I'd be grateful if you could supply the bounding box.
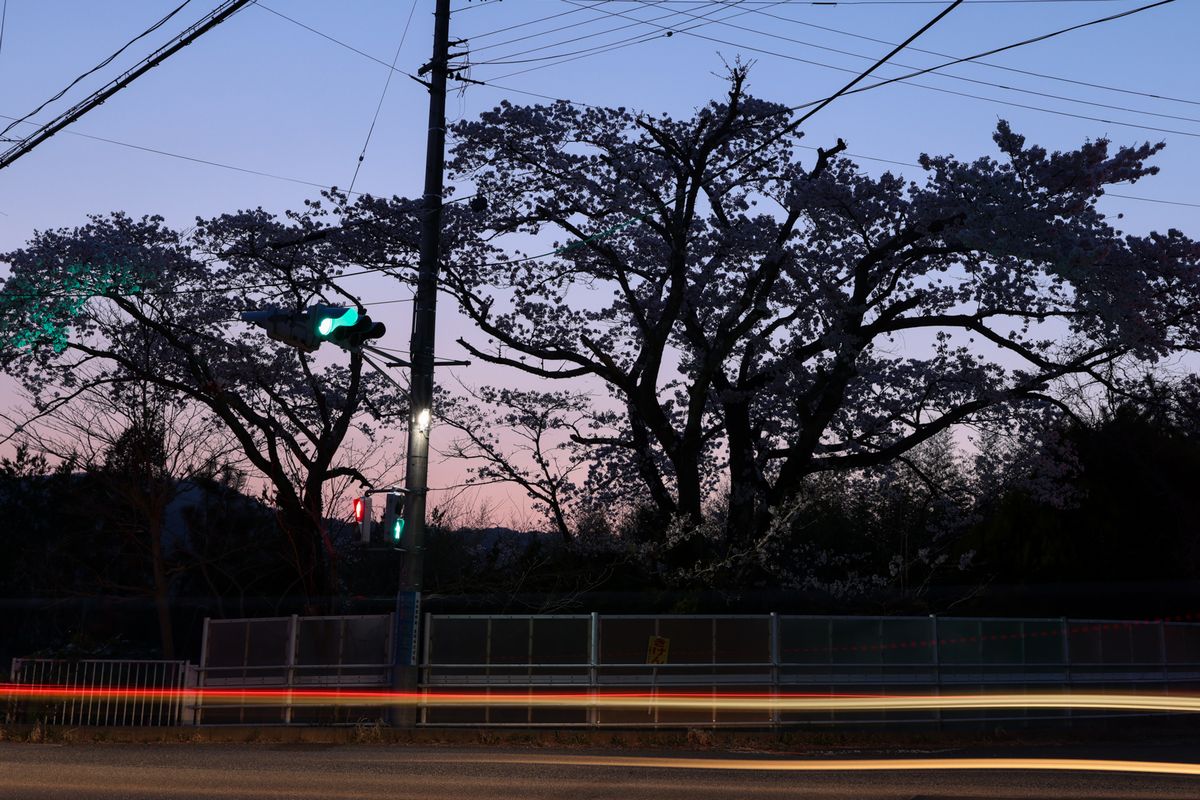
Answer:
[5,659,193,726]
[196,613,395,724]
[8,612,1200,728]
[420,613,1200,727]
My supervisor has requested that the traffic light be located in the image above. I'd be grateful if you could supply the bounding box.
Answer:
[328,315,386,351]
[382,492,406,543]
[241,304,386,353]
[353,496,373,544]
[309,305,359,339]
[239,308,321,352]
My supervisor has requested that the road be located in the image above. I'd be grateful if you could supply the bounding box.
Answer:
[3,743,1200,799]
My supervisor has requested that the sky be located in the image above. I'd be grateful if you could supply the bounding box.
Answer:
[0,0,1197,526]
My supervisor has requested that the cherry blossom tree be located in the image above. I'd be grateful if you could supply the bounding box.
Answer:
[420,68,1199,555]
[0,206,411,609]
[439,385,594,542]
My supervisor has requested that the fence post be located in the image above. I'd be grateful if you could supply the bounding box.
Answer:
[1062,617,1072,726]
[1158,619,1169,696]
[195,617,210,725]
[931,615,942,730]
[589,612,599,727]
[770,612,780,729]
[420,611,432,726]
[285,614,298,725]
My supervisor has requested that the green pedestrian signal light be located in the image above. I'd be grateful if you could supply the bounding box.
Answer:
[382,492,406,544]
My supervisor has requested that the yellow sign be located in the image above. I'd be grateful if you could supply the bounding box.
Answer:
[646,635,670,665]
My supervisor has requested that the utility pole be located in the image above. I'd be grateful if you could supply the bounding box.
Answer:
[394,0,451,725]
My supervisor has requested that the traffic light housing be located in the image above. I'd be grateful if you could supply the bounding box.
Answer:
[239,308,321,352]
[382,492,406,543]
[353,496,373,544]
[241,305,386,352]
[328,315,386,351]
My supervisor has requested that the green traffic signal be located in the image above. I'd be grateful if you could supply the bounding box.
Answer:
[393,517,405,541]
[312,306,359,338]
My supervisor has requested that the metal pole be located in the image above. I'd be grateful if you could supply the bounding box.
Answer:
[396,0,451,728]
[589,612,599,728]
[401,0,451,594]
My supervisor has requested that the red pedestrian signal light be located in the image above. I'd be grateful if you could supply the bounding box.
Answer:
[354,496,372,543]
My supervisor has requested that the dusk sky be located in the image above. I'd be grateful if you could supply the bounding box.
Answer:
[2,0,1197,524]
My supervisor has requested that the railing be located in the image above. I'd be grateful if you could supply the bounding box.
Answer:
[8,612,1200,728]
[419,613,1200,727]
[195,612,395,725]
[6,658,193,726]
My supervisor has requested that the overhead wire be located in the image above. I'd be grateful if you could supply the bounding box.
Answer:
[252,2,397,71]
[467,1,743,66]
[637,4,1200,125]
[730,2,1200,107]
[525,0,1194,150]
[346,0,420,197]
[458,6,596,44]
[0,2,1179,217]
[0,112,362,193]
[0,0,195,140]
[612,0,1134,4]
[0,0,1189,318]
[0,0,256,170]
[244,1,1200,210]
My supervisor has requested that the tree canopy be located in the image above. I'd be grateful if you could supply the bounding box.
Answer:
[356,69,1200,560]
[0,206,410,607]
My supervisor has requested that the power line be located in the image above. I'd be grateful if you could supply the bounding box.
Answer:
[649,4,1200,126]
[1104,192,1200,209]
[482,1,790,81]
[735,2,1200,107]
[542,0,1192,148]
[614,0,1132,4]
[252,2,396,71]
[0,0,255,170]
[0,0,1183,230]
[0,0,8,62]
[347,0,419,197]
[466,6,672,57]
[459,6,595,43]
[469,2,741,66]
[0,0,196,140]
[772,0,966,139]
[782,0,1180,112]
[0,112,358,193]
[243,3,1200,209]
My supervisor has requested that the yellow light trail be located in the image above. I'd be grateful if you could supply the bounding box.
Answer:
[477,753,1200,778]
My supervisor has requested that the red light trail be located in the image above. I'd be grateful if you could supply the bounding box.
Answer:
[6,685,1200,714]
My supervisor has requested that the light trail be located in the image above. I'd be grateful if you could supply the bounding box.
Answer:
[476,753,1200,778]
[6,685,1200,714]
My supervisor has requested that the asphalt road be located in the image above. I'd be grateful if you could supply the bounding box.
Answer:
[3,743,1200,799]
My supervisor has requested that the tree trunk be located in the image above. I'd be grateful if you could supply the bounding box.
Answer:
[277,501,332,614]
[148,517,175,659]
[723,401,770,549]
